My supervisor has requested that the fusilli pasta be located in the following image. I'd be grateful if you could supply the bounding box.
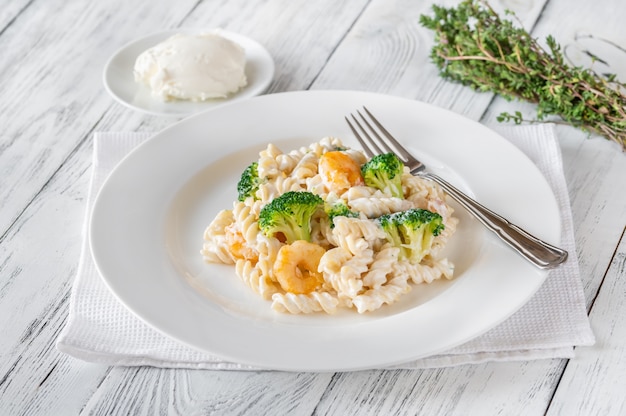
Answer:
[202,138,458,314]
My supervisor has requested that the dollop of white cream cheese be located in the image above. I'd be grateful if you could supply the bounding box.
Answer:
[133,32,247,101]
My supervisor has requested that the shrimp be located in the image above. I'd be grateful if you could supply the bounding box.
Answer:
[224,224,258,262]
[318,151,364,193]
[274,240,326,294]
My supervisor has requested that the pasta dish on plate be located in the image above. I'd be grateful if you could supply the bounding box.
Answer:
[202,137,458,314]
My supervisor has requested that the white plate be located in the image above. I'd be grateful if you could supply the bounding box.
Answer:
[90,90,562,371]
[103,29,274,117]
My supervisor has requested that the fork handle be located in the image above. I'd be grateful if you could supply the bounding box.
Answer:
[419,172,568,269]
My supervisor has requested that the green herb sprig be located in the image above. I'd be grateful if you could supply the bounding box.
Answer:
[419,0,626,150]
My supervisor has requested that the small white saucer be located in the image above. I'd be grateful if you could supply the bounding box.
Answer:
[103,29,275,117]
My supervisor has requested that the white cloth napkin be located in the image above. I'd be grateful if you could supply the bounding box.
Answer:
[57,124,595,370]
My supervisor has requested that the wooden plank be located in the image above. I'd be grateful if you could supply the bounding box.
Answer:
[0,0,200,235]
[0,0,201,412]
[0,137,113,415]
[314,362,566,416]
[311,0,547,120]
[81,368,331,415]
[0,0,32,33]
[547,229,626,415]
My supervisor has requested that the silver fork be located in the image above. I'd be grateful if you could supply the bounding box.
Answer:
[346,107,568,270]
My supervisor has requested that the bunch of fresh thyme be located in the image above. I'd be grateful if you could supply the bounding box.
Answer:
[419,0,626,150]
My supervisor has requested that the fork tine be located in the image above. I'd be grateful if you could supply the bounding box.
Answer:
[362,106,414,162]
[345,115,378,158]
[355,110,397,156]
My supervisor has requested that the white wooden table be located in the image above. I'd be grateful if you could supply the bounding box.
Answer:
[1,0,625,414]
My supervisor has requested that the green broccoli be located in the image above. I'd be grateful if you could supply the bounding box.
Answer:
[237,162,261,202]
[377,208,444,263]
[360,152,404,198]
[259,191,324,243]
[325,200,359,228]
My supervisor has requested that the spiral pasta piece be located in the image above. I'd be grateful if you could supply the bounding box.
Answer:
[395,257,455,284]
[331,217,387,248]
[362,245,399,289]
[202,209,236,264]
[351,275,411,314]
[258,143,283,179]
[271,292,340,314]
[256,175,304,203]
[235,259,279,299]
[318,246,371,299]
[348,196,413,218]
[291,152,319,180]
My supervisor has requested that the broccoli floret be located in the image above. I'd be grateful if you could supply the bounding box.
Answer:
[259,191,324,243]
[360,152,404,198]
[325,201,359,228]
[377,209,444,263]
[237,162,261,202]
